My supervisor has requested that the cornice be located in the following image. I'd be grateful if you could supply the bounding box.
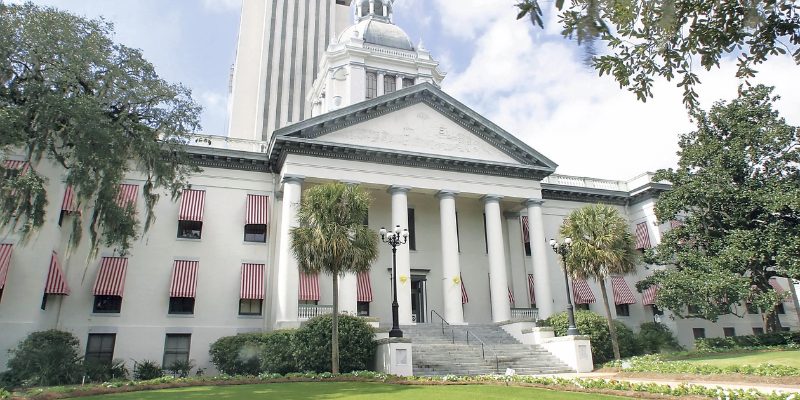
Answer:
[541,182,670,206]
[185,145,270,172]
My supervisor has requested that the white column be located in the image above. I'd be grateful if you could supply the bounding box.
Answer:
[339,180,360,315]
[396,75,403,91]
[275,176,303,325]
[437,190,464,324]
[526,199,553,319]
[377,71,385,96]
[484,195,511,322]
[389,186,412,324]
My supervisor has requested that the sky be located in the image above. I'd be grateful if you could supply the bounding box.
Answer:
[20,0,800,181]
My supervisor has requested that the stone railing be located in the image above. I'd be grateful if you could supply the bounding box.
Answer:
[364,45,417,59]
[510,307,539,321]
[542,174,628,191]
[298,304,333,320]
[189,134,268,153]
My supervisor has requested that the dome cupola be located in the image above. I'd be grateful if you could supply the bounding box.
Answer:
[356,0,393,21]
[341,0,413,51]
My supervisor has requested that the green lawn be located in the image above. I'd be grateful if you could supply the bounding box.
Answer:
[79,382,628,399]
[679,350,800,368]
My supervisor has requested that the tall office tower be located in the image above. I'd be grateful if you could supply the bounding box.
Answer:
[227,0,353,141]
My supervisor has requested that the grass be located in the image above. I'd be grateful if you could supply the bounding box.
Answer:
[78,382,629,399]
[677,349,800,368]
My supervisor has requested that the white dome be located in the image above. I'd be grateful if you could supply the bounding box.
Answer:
[339,19,414,51]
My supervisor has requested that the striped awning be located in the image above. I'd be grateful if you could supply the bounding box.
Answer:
[461,275,469,304]
[3,160,29,173]
[357,271,373,302]
[642,284,659,305]
[169,260,199,298]
[245,194,269,225]
[520,216,530,243]
[508,287,515,305]
[44,252,70,295]
[299,272,320,301]
[240,263,265,300]
[116,184,138,208]
[93,257,128,296]
[611,276,636,305]
[179,189,205,221]
[770,278,785,294]
[0,244,13,290]
[61,185,78,213]
[634,222,651,249]
[572,278,595,304]
[527,274,536,305]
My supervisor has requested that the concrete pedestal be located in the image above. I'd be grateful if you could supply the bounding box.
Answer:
[540,335,593,373]
[374,337,413,376]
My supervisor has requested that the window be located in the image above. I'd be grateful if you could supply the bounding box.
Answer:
[402,78,415,88]
[40,294,48,310]
[692,328,706,339]
[781,327,791,332]
[384,75,396,94]
[752,327,764,335]
[299,300,318,305]
[168,297,195,314]
[776,303,786,314]
[357,301,370,316]
[524,242,532,257]
[723,327,736,337]
[86,334,116,364]
[576,303,590,311]
[244,224,267,243]
[746,302,759,314]
[238,299,263,316]
[615,304,630,317]
[177,220,202,239]
[365,72,377,99]
[163,334,191,370]
[93,295,122,314]
[407,208,416,250]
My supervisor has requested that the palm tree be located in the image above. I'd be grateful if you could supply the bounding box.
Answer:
[290,182,378,373]
[560,204,638,361]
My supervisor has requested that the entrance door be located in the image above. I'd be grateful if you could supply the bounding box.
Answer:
[410,276,427,323]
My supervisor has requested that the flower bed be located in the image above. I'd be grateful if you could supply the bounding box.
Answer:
[607,354,800,377]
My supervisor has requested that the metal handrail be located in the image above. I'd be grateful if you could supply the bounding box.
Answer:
[466,330,500,373]
[430,309,455,344]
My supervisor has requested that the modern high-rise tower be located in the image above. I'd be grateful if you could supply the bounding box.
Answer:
[227,0,354,141]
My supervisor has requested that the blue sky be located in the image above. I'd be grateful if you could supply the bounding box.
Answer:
[23,0,800,180]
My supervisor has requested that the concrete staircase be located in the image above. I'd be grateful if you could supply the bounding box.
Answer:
[401,323,574,376]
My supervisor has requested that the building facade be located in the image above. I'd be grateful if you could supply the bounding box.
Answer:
[1,0,798,373]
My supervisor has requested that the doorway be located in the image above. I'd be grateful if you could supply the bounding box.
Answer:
[411,275,427,323]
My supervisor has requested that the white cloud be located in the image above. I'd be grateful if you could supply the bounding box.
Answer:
[432,0,515,39]
[202,0,241,13]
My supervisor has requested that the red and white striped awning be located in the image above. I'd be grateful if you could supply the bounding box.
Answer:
[357,271,373,302]
[245,194,269,225]
[61,185,78,213]
[769,278,785,294]
[508,287,515,305]
[240,263,265,300]
[179,189,205,221]
[461,275,469,304]
[572,278,595,304]
[611,276,636,305]
[0,244,13,290]
[634,222,651,249]
[169,260,199,298]
[520,216,530,243]
[93,257,128,296]
[116,184,138,208]
[299,272,320,301]
[3,160,29,173]
[527,274,536,305]
[642,284,659,305]
[44,252,70,295]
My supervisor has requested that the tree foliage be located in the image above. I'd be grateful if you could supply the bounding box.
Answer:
[516,0,800,109]
[5,330,83,387]
[290,182,378,373]
[0,3,201,255]
[642,85,799,332]
[560,204,638,360]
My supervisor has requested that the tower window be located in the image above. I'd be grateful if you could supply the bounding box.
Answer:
[366,72,377,99]
[384,75,396,94]
[402,78,415,88]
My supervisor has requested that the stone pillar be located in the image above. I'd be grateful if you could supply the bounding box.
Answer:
[396,75,403,91]
[484,195,511,322]
[275,176,303,326]
[437,190,464,324]
[377,71,385,96]
[339,273,358,316]
[389,186,412,324]
[526,199,554,319]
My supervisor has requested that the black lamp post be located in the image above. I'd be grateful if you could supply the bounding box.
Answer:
[550,237,580,336]
[380,224,408,338]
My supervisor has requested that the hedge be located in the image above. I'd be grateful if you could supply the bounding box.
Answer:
[695,331,800,351]
[293,314,376,373]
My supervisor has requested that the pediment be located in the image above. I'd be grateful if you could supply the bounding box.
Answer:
[316,103,520,164]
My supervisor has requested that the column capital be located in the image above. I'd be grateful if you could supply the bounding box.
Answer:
[524,198,545,207]
[435,190,459,200]
[282,175,305,185]
[388,185,411,195]
[482,194,503,204]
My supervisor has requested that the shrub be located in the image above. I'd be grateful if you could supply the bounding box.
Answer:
[260,330,297,374]
[165,359,195,378]
[637,322,682,354]
[209,333,270,375]
[132,360,163,381]
[6,330,83,386]
[83,359,128,382]
[695,331,800,351]
[293,314,376,373]
[545,310,641,364]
